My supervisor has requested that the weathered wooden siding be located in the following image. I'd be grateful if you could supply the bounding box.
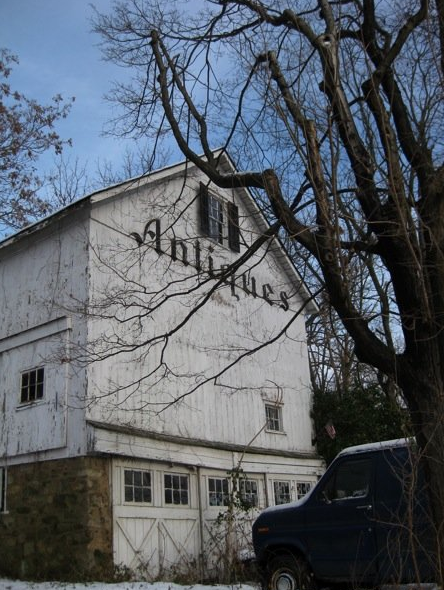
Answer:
[0,158,324,581]
[85,168,315,455]
[0,211,90,461]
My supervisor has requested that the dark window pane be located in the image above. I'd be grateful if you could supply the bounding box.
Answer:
[20,368,45,404]
[124,470,133,485]
[133,471,142,486]
[165,489,172,504]
[143,488,151,503]
[124,487,133,502]
[326,459,371,501]
[165,474,171,488]
[143,472,151,486]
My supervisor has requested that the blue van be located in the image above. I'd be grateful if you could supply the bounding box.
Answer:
[252,439,435,589]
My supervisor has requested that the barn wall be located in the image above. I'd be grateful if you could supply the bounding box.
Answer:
[0,160,324,582]
[0,209,90,463]
[85,171,316,455]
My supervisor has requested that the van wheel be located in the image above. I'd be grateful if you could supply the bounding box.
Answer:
[266,554,315,590]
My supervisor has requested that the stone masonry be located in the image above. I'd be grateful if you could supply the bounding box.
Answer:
[0,456,113,581]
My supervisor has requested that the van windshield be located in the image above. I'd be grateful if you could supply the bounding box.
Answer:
[323,458,372,501]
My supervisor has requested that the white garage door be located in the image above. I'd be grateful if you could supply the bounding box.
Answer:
[113,461,201,580]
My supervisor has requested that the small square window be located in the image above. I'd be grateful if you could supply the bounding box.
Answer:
[124,469,152,503]
[274,480,291,505]
[208,477,230,506]
[239,478,259,508]
[265,404,283,432]
[296,482,312,499]
[20,367,45,404]
[164,473,189,505]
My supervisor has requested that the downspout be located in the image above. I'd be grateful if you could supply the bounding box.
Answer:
[197,466,205,580]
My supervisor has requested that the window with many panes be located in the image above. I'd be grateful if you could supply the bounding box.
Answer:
[20,367,44,404]
[208,194,224,244]
[296,482,312,499]
[164,473,189,505]
[199,183,240,252]
[208,477,229,506]
[265,404,283,432]
[124,469,152,503]
[239,478,259,508]
[274,480,291,504]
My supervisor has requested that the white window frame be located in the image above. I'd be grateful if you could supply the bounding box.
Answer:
[199,184,240,252]
[208,476,230,507]
[273,480,292,505]
[265,403,284,432]
[207,193,224,244]
[296,481,312,499]
[20,366,45,404]
[164,472,190,506]
[123,468,153,504]
[238,478,259,508]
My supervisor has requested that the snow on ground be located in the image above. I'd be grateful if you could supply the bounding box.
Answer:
[0,581,257,590]
[0,580,439,590]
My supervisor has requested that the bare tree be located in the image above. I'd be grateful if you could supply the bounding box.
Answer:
[0,48,73,230]
[44,154,91,208]
[96,142,173,187]
[93,0,444,576]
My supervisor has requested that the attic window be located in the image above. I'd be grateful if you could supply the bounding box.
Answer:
[265,403,283,432]
[208,194,224,244]
[199,183,240,252]
[20,367,44,404]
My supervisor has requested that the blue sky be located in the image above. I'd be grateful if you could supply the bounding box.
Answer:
[1,0,135,187]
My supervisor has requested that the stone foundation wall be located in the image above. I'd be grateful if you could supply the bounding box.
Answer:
[0,456,113,581]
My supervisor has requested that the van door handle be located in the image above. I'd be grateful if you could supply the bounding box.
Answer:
[356,504,372,511]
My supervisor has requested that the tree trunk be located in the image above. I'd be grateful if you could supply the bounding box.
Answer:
[400,367,444,584]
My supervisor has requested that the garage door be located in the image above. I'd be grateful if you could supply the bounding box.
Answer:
[113,461,201,579]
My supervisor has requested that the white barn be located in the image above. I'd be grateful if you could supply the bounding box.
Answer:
[0,153,323,581]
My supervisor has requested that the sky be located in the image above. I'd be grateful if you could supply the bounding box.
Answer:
[0,0,136,189]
